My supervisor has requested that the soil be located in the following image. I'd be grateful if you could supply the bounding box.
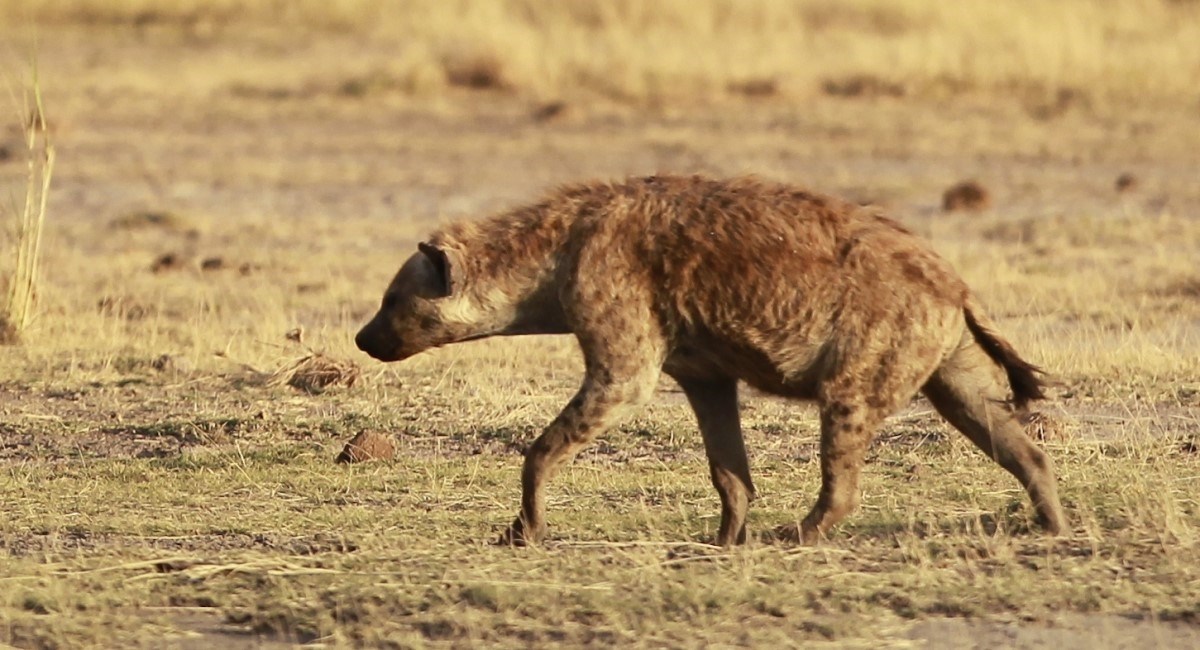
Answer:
[908,613,1200,649]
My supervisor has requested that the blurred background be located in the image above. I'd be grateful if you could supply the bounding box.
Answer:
[5,0,1198,216]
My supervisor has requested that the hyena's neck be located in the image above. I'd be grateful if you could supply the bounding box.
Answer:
[429,199,579,336]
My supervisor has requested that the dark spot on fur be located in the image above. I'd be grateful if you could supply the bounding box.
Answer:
[837,239,858,263]
[868,350,903,408]
[901,261,926,283]
[828,402,854,419]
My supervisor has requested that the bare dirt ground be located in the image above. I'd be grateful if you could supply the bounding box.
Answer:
[2,13,1199,649]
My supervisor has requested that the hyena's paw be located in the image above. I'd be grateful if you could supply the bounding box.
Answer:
[494,517,545,547]
[764,522,821,546]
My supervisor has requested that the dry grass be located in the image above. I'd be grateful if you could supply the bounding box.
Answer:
[0,3,1198,647]
[3,1,1199,107]
[0,61,55,344]
[1,373,1198,647]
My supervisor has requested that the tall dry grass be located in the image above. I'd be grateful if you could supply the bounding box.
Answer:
[0,62,55,344]
[2,0,1198,106]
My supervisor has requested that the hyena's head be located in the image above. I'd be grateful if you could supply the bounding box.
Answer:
[355,242,510,362]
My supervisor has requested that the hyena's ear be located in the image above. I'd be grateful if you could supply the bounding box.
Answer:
[417,242,460,297]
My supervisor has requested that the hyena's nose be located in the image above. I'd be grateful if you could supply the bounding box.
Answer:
[354,324,377,354]
[352,319,376,352]
[355,321,399,361]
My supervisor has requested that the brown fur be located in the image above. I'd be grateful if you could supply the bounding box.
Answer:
[355,174,1067,546]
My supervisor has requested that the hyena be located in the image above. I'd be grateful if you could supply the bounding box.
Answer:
[355,174,1067,546]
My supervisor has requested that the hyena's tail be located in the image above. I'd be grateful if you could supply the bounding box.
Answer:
[962,298,1047,410]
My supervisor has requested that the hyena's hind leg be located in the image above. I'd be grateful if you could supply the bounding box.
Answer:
[788,349,946,544]
[921,339,1067,534]
[791,398,892,543]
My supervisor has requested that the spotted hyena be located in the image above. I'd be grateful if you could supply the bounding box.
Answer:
[355,175,1067,546]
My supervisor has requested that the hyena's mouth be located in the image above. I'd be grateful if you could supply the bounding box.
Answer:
[362,346,404,363]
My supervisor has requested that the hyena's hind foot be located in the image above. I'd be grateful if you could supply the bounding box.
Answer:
[922,341,1067,535]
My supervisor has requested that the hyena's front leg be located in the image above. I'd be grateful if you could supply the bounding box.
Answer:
[498,361,661,545]
[498,263,667,546]
[676,376,755,546]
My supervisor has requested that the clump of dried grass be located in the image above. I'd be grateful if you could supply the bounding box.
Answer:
[269,352,361,394]
[1021,410,1070,442]
[1,60,55,345]
[213,331,363,394]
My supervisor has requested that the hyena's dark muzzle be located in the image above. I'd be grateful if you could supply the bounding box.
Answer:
[354,316,401,362]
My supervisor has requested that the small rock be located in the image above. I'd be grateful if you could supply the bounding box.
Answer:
[296,282,327,294]
[151,354,194,375]
[150,252,183,273]
[532,101,570,123]
[728,78,778,98]
[1115,172,1138,193]
[336,431,395,464]
[822,74,906,99]
[200,257,225,271]
[942,180,991,212]
[111,210,190,231]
